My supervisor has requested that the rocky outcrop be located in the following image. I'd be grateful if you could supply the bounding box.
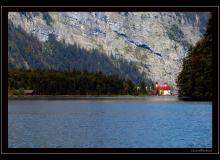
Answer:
[8,12,209,89]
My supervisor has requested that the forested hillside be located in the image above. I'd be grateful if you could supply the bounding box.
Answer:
[8,68,137,95]
[176,15,213,100]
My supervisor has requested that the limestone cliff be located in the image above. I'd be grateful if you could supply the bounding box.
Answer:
[8,12,210,89]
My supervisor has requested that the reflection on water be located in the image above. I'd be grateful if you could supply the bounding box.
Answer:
[8,96,212,148]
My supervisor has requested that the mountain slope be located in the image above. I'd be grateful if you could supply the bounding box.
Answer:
[8,12,210,88]
[8,21,145,83]
[177,15,212,100]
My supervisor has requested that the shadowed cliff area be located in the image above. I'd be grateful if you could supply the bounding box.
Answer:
[8,20,147,84]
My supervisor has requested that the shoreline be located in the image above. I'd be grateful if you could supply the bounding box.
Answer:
[8,95,178,100]
[7,95,211,102]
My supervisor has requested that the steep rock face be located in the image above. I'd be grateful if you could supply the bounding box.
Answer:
[8,12,209,88]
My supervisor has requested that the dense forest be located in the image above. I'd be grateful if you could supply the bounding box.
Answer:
[8,20,147,84]
[176,15,213,100]
[8,68,140,96]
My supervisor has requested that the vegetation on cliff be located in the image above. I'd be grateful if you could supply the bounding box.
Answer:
[177,15,213,100]
[8,20,145,84]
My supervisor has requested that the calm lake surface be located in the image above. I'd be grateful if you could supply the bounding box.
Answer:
[8,96,212,148]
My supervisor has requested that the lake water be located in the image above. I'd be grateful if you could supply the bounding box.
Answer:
[8,96,212,148]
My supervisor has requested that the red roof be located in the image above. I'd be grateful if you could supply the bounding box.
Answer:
[154,83,171,90]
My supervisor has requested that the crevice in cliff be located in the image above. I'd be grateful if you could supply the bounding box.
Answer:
[114,30,162,57]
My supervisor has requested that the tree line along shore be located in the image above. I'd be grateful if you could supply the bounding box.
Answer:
[8,68,156,96]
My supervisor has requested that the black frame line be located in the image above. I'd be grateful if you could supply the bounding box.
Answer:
[1,6,219,154]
